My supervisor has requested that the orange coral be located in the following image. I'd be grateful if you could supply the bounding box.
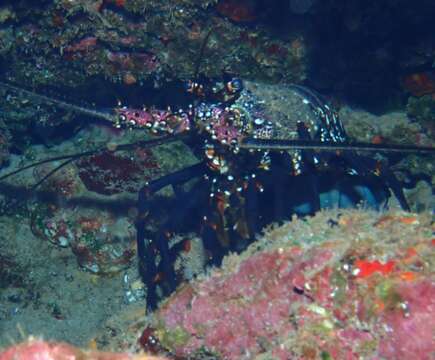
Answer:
[216,0,258,22]
[401,71,435,96]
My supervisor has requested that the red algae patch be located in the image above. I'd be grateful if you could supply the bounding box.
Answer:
[77,150,161,195]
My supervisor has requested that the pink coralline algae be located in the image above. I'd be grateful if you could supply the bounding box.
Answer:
[378,280,435,359]
[0,338,167,360]
[154,245,345,359]
[145,210,435,359]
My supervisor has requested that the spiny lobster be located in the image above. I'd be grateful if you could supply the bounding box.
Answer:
[0,77,433,310]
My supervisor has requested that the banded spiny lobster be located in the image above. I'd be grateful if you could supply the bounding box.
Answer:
[0,76,433,310]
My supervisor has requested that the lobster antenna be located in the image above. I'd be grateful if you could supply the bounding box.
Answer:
[186,26,214,125]
[32,157,77,191]
[0,81,116,123]
[193,27,214,82]
[240,138,435,154]
[0,134,186,182]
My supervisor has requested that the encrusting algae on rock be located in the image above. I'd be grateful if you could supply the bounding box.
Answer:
[137,209,434,359]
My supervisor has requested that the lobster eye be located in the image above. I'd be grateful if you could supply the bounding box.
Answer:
[184,80,194,92]
[230,78,243,92]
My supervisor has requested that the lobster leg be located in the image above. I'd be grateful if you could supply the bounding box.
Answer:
[201,218,227,265]
[267,152,294,221]
[287,170,387,214]
[338,152,411,211]
[152,178,209,297]
[332,175,383,210]
[287,173,326,215]
[376,163,411,211]
[244,177,260,238]
[136,162,207,310]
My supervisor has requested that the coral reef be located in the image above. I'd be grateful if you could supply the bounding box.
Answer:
[0,0,307,89]
[0,0,310,157]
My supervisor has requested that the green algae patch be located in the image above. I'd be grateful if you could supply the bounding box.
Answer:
[375,280,403,311]
[157,325,191,349]
[321,351,333,360]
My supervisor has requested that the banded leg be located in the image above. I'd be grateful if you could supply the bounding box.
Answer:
[201,215,227,266]
[152,178,209,297]
[136,162,207,310]
[375,162,411,211]
[244,177,260,239]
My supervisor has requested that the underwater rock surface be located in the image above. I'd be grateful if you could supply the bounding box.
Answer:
[142,209,434,359]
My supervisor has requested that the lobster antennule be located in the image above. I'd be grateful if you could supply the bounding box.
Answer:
[0,81,116,123]
[239,138,435,154]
